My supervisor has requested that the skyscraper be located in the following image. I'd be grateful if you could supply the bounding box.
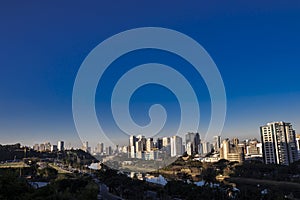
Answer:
[57,141,64,151]
[186,142,193,155]
[51,145,58,152]
[146,138,153,152]
[106,146,112,155]
[162,137,170,147]
[296,134,300,159]
[171,136,183,157]
[260,121,298,165]
[194,133,201,154]
[96,143,104,154]
[201,141,211,155]
[185,132,201,155]
[185,133,195,155]
[156,138,163,150]
[82,141,90,153]
[129,135,137,155]
[213,135,221,152]
[232,138,239,147]
[129,135,136,146]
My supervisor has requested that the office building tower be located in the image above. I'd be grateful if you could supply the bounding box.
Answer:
[260,121,298,165]
[33,144,39,151]
[232,138,239,147]
[96,143,104,154]
[134,135,146,152]
[135,140,143,152]
[185,132,201,155]
[58,141,64,151]
[198,143,203,155]
[82,141,89,152]
[171,136,183,157]
[185,132,195,154]
[194,133,201,154]
[220,138,244,163]
[51,145,58,152]
[296,134,300,158]
[44,142,51,152]
[122,146,128,153]
[186,142,193,156]
[213,135,221,152]
[39,143,45,152]
[162,137,170,147]
[201,141,211,155]
[156,138,163,150]
[130,146,135,158]
[106,146,112,155]
[129,135,137,153]
[146,138,153,152]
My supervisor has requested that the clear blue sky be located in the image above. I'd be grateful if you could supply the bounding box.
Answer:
[1,1,300,148]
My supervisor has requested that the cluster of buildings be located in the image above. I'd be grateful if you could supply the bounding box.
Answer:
[127,135,184,160]
[123,121,300,165]
[33,141,64,152]
[82,141,114,156]
[126,133,258,162]
[31,121,300,166]
[127,133,219,160]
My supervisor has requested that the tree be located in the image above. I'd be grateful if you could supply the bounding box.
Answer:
[202,167,217,186]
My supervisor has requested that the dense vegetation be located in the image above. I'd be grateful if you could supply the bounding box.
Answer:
[96,165,235,200]
[0,169,98,200]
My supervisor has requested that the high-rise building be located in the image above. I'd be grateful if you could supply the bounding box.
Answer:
[33,144,39,151]
[246,140,262,156]
[129,135,137,153]
[130,146,135,158]
[171,136,183,157]
[162,137,170,147]
[106,146,112,155]
[260,121,298,165]
[96,143,104,154]
[296,134,300,159]
[220,138,244,163]
[58,141,64,151]
[162,137,171,156]
[194,133,201,154]
[185,132,201,155]
[135,140,143,152]
[185,132,195,155]
[156,138,163,150]
[146,138,153,152]
[186,142,193,156]
[201,141,211,155]
[134,135,146,152]
[51,145,58,152]
[44,142,51,152]
[213,135,221,152]
[39,143,45,152]
[82,141,90,153]
[232,138,239,147]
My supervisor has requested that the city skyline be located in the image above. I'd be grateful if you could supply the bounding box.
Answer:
[3,121,299,170]
[2,120,300,149]
[1,1,300,147]
[18,121,299,153]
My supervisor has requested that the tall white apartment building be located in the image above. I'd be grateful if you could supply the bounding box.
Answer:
[260,121,298,165]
